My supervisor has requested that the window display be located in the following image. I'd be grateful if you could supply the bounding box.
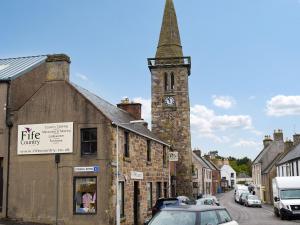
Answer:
[74,177,97,214]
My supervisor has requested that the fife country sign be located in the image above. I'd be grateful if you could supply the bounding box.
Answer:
[17,122,73,155]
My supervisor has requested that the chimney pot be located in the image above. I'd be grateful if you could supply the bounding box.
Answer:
[263,135,273,148]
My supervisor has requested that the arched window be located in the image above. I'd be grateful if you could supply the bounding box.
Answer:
[164,72,168,91]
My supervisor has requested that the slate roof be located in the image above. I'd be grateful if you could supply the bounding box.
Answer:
[202,157,219,171]
[277,144,300,165]
[72,83,169,146]
[262,153,283,174]
[192,152,210,169]
[0,55,47,80]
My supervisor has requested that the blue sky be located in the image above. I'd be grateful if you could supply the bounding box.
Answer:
[1,0,300,159]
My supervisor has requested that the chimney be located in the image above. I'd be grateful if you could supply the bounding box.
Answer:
[193,149,201,158]
[263,135,273,148]
[46,54,70,81]
[117,98,142,120]
[273,129,283,142]
[284,139,294,153]
[293,134,300,147]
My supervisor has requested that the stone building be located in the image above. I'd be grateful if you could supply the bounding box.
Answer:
[192,150,213,198]
[148,0,193,196]
[0,54,170,225]
[252,130,294,204]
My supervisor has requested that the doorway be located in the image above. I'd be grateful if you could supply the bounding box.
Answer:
[133,181,139,225]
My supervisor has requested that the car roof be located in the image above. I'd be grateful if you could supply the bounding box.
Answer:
[160,205,225,212]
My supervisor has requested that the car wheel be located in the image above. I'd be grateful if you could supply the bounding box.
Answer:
[274,208,279,217]
[280,212,285,220]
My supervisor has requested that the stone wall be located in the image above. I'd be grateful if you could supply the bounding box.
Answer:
[110,128,169,225]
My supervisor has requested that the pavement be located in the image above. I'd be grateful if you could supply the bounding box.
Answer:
[219,190,300,225]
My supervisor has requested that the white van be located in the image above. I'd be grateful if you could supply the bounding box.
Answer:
[273,176,300,220]
[234,185,249,203]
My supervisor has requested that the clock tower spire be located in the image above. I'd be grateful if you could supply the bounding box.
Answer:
[148,0,193,197]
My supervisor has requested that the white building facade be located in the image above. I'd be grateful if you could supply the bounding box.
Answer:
[220,164,236,188]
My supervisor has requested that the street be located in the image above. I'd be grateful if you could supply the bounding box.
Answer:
[219,190,300,225]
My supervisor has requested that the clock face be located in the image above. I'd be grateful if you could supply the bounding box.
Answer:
[164,96,175,106]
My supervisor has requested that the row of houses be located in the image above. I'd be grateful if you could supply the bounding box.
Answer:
[252,129,300,204]
[192,150,237,198]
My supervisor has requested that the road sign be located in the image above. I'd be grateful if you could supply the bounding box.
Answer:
[169,151,178,161]
[74,166,100,173]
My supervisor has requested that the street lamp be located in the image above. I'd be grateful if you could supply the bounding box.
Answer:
[113,120,146,225]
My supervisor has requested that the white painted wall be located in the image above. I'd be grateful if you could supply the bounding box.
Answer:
[220,165,236,188]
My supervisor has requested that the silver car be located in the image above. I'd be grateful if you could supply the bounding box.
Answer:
[244,195,262,207]
[145,205,239,225]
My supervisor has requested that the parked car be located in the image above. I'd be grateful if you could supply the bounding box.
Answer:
[244,195,261,207]
[273,176,300,220]
[151,196,190,216]
[145,205,239,225]
[202,195,220,206]
[239,192,250,205]
[196,196,219,206]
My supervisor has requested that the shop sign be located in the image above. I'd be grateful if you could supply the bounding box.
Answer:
[169,151,178,161]
[131,171,143,180]
[17,122,73,155]
[74,166,100,173]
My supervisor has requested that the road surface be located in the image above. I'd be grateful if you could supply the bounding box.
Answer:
[219,190,300,225]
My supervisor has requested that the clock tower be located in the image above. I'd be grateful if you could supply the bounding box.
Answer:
[148,0,193,196]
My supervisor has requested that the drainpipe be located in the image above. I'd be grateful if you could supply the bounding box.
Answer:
[4,81,12,218]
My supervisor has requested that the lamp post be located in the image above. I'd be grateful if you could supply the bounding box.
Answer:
[114,120,145,225]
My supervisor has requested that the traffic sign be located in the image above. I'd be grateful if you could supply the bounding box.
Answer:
[169,151,178,161]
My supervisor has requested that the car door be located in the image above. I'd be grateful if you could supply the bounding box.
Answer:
[217,209,238,225]
[199,210,219,225]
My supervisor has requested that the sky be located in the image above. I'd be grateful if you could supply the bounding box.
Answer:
[1,0,300,159]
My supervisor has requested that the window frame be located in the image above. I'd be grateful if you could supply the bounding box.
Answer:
[119,181,125,218]
[73,176,97,215]
[124,131,130,158]
[156,182,162,200]
[147,140,151,162]
[147,182,153,210]
[80,128,97,156]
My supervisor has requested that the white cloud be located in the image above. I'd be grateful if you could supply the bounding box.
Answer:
[190,104,256,143]
[212,95,236,109]
[266,95,300,116]
[75,73,88,81]
[233,140,261,148]
[133,97,151,125]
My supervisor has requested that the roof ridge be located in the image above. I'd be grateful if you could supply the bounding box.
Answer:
[0,54,47,61]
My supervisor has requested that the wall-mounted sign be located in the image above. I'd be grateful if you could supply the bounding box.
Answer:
[131,171,143,180]
[17,122,73,155]
[169,151,178,161]
[74,166,100,173]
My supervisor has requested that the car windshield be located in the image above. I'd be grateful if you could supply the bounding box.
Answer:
[149,211,196,225]
[281,189,300,199]
[162,200,178,206]
[248,195,259,200]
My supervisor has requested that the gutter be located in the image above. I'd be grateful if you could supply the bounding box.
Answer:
[4,81,12,218]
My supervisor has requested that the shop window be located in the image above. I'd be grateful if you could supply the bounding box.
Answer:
[81,128,97,155]
[74,177,97,214]
[147,182,153,210]
[147,140,151,162]
[119,181,125,217]
[163,146,167,167]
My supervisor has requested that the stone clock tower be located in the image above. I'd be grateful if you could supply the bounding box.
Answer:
[148,0,193,196]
